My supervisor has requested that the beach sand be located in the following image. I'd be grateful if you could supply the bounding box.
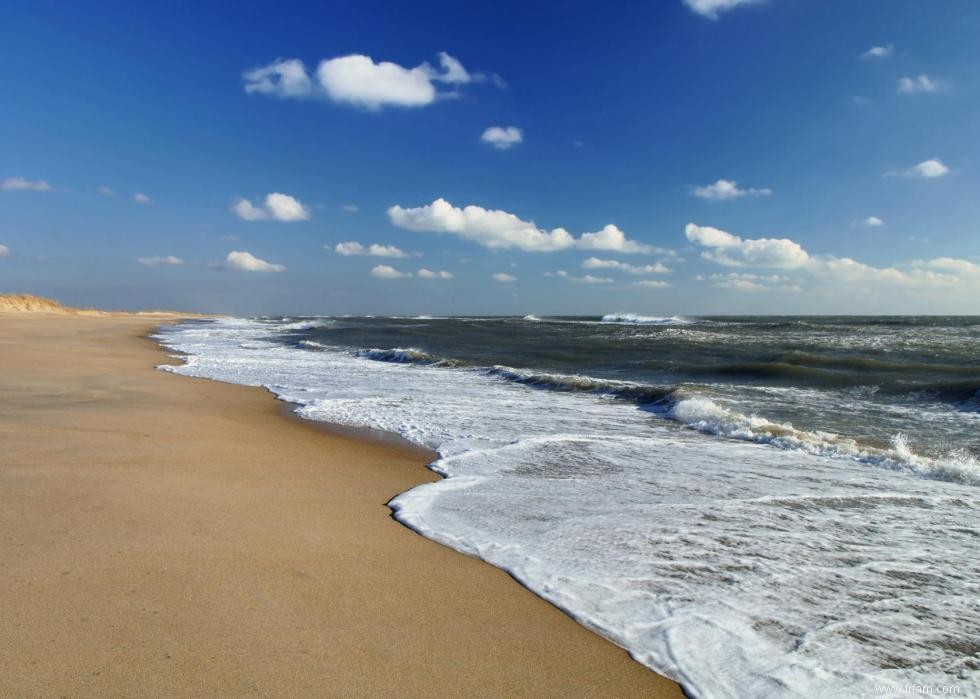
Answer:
[0,312,682,697]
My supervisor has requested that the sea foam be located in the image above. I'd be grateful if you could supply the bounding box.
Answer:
[156,317,980,698]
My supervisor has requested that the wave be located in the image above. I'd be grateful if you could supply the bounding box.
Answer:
[523,314,542,321]
[775,350,979,376]
[485,362,980,485]
[601,313,693,325]
[670,397,980,485]
[280,318,334,330]
[694,361,980,403]
[485,365,678,405]
[356,347,461,367]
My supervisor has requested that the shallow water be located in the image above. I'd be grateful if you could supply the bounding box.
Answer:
[157,315,980,698]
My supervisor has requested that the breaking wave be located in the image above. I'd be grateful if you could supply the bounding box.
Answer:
[356,347,460,367]
[601,313,693,325]
[670,397,980,485]
[485,365,678,404]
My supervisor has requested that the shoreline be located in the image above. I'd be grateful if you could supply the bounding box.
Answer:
[0,312,682,697]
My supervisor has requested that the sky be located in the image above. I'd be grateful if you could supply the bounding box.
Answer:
[2,0,979,316]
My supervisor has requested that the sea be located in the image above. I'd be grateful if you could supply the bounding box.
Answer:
[156,314,980,698]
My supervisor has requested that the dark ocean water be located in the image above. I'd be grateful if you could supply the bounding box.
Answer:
[282,313,980,465]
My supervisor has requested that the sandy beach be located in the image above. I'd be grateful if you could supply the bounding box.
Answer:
[0,311,681,697]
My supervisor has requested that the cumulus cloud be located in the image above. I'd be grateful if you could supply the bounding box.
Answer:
[98,185,116,196]
[244,52,500,110]
[862,45,893,59]
[684,0,764,20]
[633,279,671,289]
[897,74,946,95]
[134,192,152,204]
[417,268,454,279]
[577,224,651,253]
[582,257,671,274]
[686,223,980,293]
[334,241,407,258]
[371,264,411,279]
[225,250,285,272]
[389,199,653,253]
[708,272,801,292]
[691,179,772,201]
[318,55,436,109]
[685,223,810,268]
[138,255,184,267]
[888,159,950,179]
[0,245,9,257]
[864,216,885,226]
[243,58,313,98]
[232,192,310,222]
[920,257,980,275]
[572,274,614,284]
[265,192,309,220]
[493,272,517,282]
[481,126,523,150]
[2,176,52,192]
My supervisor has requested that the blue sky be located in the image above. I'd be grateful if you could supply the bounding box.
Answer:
[2,0,979,315]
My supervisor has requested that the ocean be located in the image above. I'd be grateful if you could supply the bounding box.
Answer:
[157,314,980,697]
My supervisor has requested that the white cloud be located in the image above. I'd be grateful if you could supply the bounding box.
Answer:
[898,74,946,94]
[577,224,651,253]
[2,176,52,192]
[686,223,980,293]
[243,58,313,98]
[265,192,309,221]
[0,245,9,257]
[633,279,671,289]
[572,274,614,284]
[389,198,653,253]
[138,255,184,267]
[481,126,523,150]
[97,185,116,196]
[691,179,772,201]
[864,216,885,226]
[232,192,310,222]
[225,250,285,272]
[341,204,359,213]
[582,257,671,274]
[435,52,472,84]
[810,257,959,288]
[134,192,152,204]
[318,55,436,109]
[684,0,764,20]
[371,264,411,279]
[389,199,574,252]
[417,268,454,279]
[685,223,810,268]
[889,159,950,179]
[245,52,499,110]
[232,198,268,221]
[862,45,893,59]
[493,272,517,282]
[709,272,800,292]
[334,241,407,258]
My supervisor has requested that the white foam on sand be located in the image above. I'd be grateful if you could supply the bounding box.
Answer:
[157,318,980,699]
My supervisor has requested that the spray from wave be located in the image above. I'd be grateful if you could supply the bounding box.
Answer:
[601,313,693,325]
